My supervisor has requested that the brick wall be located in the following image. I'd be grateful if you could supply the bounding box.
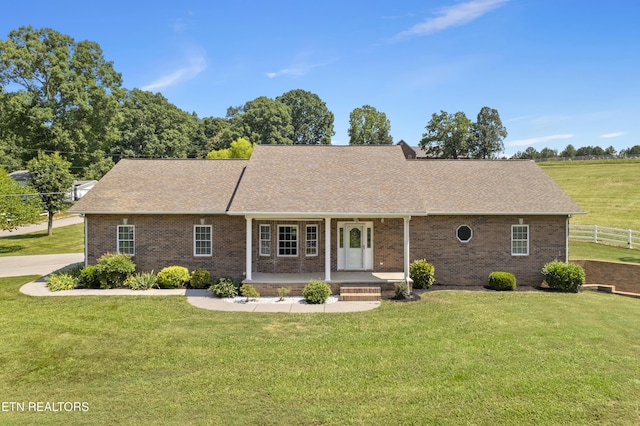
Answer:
[86,214,246,280]
[86,214,568,288]
[410,215,568,287]
[571,259,640,294]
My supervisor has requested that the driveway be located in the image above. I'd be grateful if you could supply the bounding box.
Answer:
[0,214,84,238]
[0,253,84,278]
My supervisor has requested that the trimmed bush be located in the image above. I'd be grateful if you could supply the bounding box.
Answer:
[190,269,211,289]
[277,287,290,301]
[488,271,516,291]
[394,281,410,299]
[157,266,190,289]
[302,280,331,304]
[96,253,136,289]
[124,271,158,290]
[542,261,586,293]
[209,277,238,298]
[46,273,77,291]
[240,284,260,301]
[410,259,435,289]
[78,265,100,289]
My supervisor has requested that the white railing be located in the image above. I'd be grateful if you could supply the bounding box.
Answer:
[569,225,640,249]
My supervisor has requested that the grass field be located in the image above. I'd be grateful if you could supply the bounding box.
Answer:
[0,275,639,425]
[539,159,640,230]
[0,223,84,256]
[570,241,640,264]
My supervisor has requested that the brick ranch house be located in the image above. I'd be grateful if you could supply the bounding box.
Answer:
[69,145,583,296]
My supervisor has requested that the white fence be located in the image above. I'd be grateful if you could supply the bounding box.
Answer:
[569,225,640,249]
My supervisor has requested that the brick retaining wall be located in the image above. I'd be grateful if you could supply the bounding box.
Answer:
[571,259,640,294]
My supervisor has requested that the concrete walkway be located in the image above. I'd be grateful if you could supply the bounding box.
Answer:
[0,215,84,238]
[19,282,380,313]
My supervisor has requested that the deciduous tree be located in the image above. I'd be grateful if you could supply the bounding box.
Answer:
[420,110,471,158]
[348,105,392,145]
[112,89,197,159]
[206,137,253,159]
[233,96,294,145]
[0,26,123,169]
[560,144,576,158]
[468,106,507,159]
[26,152,73,236]
[0,168,42,231]
[276,89,334,144]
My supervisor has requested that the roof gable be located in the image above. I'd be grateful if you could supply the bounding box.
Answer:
[228,145,417,215]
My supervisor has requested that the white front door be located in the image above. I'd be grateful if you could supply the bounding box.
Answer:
[345,224,365,269]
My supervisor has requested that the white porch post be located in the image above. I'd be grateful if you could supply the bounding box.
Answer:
[325,217,331,281]
[404,216,411,288]
[245,216,252,281]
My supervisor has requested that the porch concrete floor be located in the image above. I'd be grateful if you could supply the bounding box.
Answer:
[245,271,405,284]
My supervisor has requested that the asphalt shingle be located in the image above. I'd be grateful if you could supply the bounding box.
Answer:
[69,146,583,216]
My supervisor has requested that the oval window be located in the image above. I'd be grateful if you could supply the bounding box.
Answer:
[456,225,472,243]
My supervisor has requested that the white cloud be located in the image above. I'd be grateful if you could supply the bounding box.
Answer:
[393,0,509,40]
[600,131,626,138]
[266,67,309,79]
[506,134,574,147]
[142,54,206,91]
[266,55,334,79]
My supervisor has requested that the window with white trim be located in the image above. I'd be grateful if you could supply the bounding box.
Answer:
[306,225,318,256]
[260,224,271,256]
[278,225,298,257]
[117,225,135,256]
[194,225,212,256]
[511,225,529,256]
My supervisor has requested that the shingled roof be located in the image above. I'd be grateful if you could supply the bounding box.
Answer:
[227,145,417,216]
[69,145,583,216]
[69,159,248,214]
[408,160,583,215]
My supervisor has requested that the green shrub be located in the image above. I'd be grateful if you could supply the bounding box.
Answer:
[277,287,290,301]
[542,261,586,293]
[190,269,211,289]
[64,264,84,279]
[488,271,516,291]
[157,266,190,289]
[46,273,77,291]
[124,271,158,290]
[394,281,410,298]
[302,280,331,304]
[410,259,435,289]
[78,265,100,289]
[240,284,260,301]
[209,277,238,298]
[96,253,136,289]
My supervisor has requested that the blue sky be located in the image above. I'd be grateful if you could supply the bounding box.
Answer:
[3,1,639,156]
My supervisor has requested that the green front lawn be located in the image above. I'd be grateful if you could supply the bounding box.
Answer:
[570,240,640,264]
[1,276,638,425]
[0,223,84,256]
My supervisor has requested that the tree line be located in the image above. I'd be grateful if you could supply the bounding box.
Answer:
[0,26,517,180]
[0,27,393,176]
[512,144,640,160]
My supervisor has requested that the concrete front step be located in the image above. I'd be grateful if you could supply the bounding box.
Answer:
[339,286,381,301]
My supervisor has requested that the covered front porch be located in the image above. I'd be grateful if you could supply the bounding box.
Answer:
[243,271,408,298]
[243,215,412,284]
